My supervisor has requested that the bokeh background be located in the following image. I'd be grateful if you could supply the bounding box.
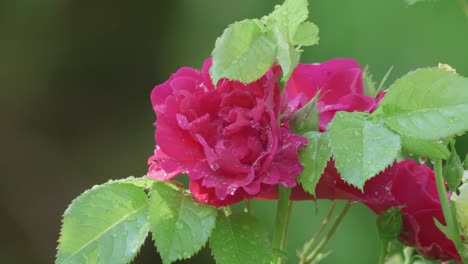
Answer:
[1,0,468,263]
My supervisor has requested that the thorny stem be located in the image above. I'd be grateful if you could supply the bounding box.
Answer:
[433,159,467,262]
[272,186,293,264]
[305,202,352,263]
[299,201,338,264]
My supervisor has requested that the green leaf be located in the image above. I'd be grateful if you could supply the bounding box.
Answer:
[210,212,271,264]
[269,25,299,82]
[380,68,468,140]
[328,112,401,189]
[149,181,217,264]
[298,132,331,196]
[210,19,277,84]
[264,0,315,82]
[293,21,319,46]
[289,93,319,134]
[108,175,154,189]
[401,137,450,159]
[57,183,150,264]
[363,65,378,97]
[266,0,309,42]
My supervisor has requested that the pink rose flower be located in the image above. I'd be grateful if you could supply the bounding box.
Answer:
[263,58,459,262]
[284,58,376,131]
[147,59,306,207]
[306,160,460,261]
[389,161,459,261]
[261,58,380,201]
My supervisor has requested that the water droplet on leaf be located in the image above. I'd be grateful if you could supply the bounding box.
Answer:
[418,157,427,164]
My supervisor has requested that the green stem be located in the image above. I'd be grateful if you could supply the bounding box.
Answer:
[305,202,352,263]
[299,201,338,264]
[433,159,466,261]
[271,186,293,264]
[378,240,389,264]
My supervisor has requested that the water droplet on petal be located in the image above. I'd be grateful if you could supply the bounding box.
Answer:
[210,162,220,171]
[227,185,237,195]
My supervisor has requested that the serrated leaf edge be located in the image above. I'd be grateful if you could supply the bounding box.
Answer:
[329,113,401,189]
[56,182,150,264]
[149,183,217,264]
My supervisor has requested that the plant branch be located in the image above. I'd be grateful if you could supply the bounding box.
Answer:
[299,201,338,264]
[305,202,352,263]
[272,186,293,264]
[433,159,467,262]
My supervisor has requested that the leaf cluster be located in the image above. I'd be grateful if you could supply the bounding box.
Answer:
[57,180,271,264]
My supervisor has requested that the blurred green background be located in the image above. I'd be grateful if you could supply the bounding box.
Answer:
[1,0,468,263]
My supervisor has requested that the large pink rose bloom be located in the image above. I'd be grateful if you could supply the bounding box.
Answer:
[148,59,306,207]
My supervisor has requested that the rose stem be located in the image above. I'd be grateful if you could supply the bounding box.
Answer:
[305,202,352,263]
[433,159,466,261]
[299,201,338,264]
[271,185,293,264]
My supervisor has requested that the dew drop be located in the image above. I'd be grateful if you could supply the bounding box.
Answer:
[210,162,220,171]
[176,222,184,230]
[227,185,237,195]
[418,157,427,164]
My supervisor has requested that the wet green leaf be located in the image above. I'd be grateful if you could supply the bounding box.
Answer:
[210,19,276,84]
[298,132,331,196]
[210,212,271,264]
[149,182,217,264]
[380,68,468,140]
[328,112,401,189]
[57,183,150,264]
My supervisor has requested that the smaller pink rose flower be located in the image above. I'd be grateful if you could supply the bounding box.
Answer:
[285,58,375,131]
[266,58,459,262]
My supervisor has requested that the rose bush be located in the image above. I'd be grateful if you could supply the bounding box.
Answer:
[261,59,460,262]
[147,59,306,206]
[310,161,460,261]
[148,57,459,262]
